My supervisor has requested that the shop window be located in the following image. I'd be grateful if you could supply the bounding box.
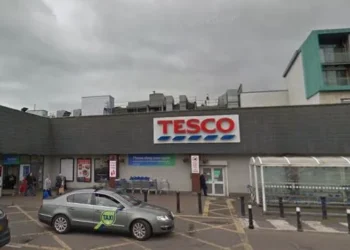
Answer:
[94,158,109,183]
[60,158,74,182]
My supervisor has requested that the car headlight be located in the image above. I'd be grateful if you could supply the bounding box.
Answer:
[157,215,170,221]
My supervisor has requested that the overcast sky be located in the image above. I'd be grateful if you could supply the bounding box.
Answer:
[0,0,349,113]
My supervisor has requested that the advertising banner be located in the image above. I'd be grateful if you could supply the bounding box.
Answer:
[77,159,91,182]
[128,154,175,167]
[191,155,199,174]
[109,160,117,178]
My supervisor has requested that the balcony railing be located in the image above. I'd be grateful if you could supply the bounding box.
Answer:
[321,51,350,64]
[324,76,350,86]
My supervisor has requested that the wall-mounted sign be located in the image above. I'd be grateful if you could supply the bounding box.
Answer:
[153,115,240,144]
[3,155,20,165]
[109,160,117,178]
[191,155,199,174]
[128,154,175,167]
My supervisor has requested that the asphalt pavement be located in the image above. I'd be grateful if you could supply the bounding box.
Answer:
[0,193,350,249]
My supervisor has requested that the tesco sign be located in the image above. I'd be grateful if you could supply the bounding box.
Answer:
[153,115,240,144]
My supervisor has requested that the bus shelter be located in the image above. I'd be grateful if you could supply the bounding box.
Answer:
[249,156,350,213]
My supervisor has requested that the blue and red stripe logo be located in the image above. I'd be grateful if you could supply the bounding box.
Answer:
[157,134,235,142]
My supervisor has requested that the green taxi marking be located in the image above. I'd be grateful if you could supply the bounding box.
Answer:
[94,210,116,230]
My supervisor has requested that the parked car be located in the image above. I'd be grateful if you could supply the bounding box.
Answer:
[38,188,174,241]
[0,208,11,247]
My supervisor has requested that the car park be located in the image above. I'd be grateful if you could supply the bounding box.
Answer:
[0,208,11,247]
[38,188,174,241]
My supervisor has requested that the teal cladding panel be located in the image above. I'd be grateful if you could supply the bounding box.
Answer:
[300,31,323,99]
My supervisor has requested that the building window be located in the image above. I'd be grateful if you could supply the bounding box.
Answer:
[94,158,109,183]
[341,98,350,103]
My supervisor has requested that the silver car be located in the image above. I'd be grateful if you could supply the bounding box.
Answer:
[38,188,174,241]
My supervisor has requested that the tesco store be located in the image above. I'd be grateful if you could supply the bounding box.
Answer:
[1,103,350,198]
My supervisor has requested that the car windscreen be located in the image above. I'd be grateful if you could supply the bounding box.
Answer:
[118,193,142,206]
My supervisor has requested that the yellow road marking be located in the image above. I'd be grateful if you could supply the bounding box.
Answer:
[226,199,253,250]
[176,216,239,234]
[176,214,229,220]
[7,211,37,215]
[89,242,132,250]
[203,199,210,216]
[122,238,151,250]
[175,232,230,250]
[6,243,64,250]
[11,232,51,238]
[208,204,228,208]
[10,220,36,224]
[209,210,231,218]
[14,205,72,250]
[209,207,230,212]
[187,223,238,233]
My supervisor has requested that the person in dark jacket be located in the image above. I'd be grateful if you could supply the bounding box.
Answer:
[55,174,63,196]
[25,173,35,196]
[200,174,208,196]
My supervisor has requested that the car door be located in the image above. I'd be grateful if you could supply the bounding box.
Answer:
[66,192,95,228]
[92,193,130,232]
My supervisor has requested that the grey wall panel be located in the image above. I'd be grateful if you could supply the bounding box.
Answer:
[50,104,350,156]
[0,106,51,155]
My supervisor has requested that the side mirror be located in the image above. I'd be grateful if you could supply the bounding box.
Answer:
[117,204,124,211]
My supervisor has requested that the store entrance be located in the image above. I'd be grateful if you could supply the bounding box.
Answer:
[3,165,19,190]
[201,166,226,196]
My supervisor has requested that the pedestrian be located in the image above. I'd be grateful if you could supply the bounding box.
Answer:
[55,173,63,196]
[200,173,208,196]
[25,173,35,196]
[43,175,52,198]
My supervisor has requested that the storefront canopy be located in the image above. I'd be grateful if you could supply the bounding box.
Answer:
[250,156,350,167]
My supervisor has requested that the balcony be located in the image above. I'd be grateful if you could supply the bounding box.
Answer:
[320,51,350,64]
[324,76,350,86]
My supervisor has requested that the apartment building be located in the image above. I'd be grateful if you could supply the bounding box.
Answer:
[283,28,350,105]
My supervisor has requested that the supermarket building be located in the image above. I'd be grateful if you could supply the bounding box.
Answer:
[1,103,350,197]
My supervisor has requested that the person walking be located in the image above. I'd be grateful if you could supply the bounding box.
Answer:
[55,173,62,196]
[43,175,52,198]
[200,173,208,196]
[25,173,35,196]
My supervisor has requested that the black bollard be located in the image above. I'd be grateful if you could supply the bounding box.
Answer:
[176,191,181,213]
[296,207,303,232]
[347,209,350,234]
[143,190,148,202]
[197,192,202,214]
[278,197,285,218]
[240,196,246,216]
[248,204,254,229]
[321,197,327,220]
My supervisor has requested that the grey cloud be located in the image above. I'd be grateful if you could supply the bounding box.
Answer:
[0,0,350,112]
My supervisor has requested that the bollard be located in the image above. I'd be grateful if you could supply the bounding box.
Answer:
[347,209,350,234]
[278,197,285,218]
[296,207,303,232]
[248,204,254,229]
[176,191,181,213]
[197,192,203,214]
[143,190,148,202]
[321,197,327,220]
[240,196,246,216]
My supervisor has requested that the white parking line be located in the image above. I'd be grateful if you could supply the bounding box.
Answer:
[267,219,296,231]
[238,218,259,228]
[339,222,348,228]
[5,244,22,248]
[303,221,339,233]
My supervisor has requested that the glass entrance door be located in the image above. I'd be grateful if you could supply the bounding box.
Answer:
[202,167,226,196]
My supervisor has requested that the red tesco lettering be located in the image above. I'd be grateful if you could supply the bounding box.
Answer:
[157,117,235,134]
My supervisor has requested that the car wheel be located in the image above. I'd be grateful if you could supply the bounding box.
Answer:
[52,215,70,234]
[131,220,152,241]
